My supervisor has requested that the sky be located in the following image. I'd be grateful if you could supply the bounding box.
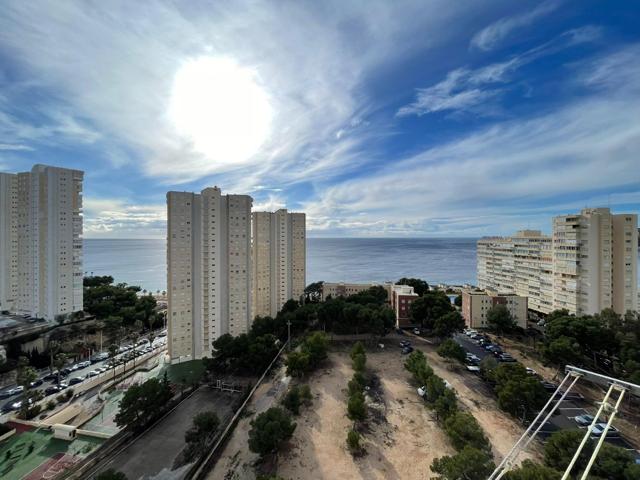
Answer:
[1,0,639,239]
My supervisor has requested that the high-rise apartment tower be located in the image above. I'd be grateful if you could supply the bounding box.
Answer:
[0,165,84,321]
[252,209,306,318]
[167,187,252,363]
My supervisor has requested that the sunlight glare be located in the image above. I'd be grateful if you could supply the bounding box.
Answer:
[168,57,272,167]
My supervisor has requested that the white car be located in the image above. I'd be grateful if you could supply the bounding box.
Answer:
[417,386,427,397]
[591,423,619,437]
[7,386,24,396]
[413,328,421,335]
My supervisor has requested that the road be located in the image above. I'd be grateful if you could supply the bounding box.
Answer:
[0,334,167,414]
[451,332,636,452]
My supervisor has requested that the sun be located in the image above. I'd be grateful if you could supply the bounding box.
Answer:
[168,57,272,167]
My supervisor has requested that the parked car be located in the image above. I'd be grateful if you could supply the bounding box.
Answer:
[29,379,43,388]
[69,377,84,385]
[79,360,91,368]
[44,386,61,396]
[417,386,427,397]
[591,423,619,437]
[575,414,595,426]
[6,386,24,396]
[86,370,100,378]
[525,367,539,376]
[57,382,69,390]
[413,328,421,335]
[498,353,517,363]
[399,340,411,348]
[401,346,414,355]
[43,371,58,381]
[537,320,546,327]
[541,381,558,392]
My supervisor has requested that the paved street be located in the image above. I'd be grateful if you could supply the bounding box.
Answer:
[0,335,167,416]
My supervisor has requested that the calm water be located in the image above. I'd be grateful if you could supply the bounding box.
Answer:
[84,238,478,292]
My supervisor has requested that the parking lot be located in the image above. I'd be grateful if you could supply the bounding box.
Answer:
[453,331,637,452]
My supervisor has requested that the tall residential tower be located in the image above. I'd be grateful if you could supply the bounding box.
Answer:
[252,209,306,318]
[0,165,84,321]
[167,187,252,363]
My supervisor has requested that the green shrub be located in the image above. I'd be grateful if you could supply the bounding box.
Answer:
[346,429,362,454]
[347,391,367,421]
[444,412,490,452]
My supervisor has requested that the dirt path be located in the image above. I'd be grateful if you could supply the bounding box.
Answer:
[278,350,454,480]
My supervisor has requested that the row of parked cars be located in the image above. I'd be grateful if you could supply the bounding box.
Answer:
[463,329,523,366]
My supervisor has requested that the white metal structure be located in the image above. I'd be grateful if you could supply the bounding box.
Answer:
[488,365,639,480]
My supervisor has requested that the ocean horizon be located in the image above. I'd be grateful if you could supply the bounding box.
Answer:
[84,237,478,293]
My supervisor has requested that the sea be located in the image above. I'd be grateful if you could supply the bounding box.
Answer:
[83,238,478,293]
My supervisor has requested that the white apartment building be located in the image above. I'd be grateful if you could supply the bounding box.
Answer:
[0,165,83,321]
[251,209,306,318]
[553,208,638,315]
[477,209,638,317]
[462,289,528,329]
[167,187,252,363]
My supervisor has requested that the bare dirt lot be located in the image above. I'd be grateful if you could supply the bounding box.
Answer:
[278,347,454,480]
[210,336,540,480]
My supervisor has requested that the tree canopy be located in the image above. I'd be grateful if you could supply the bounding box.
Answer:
[431,446,495,480]
[248,407,296,457]
[115,377,172,431]
[410,291,455,329]
[396,277,429,296]
[486,304,517,334]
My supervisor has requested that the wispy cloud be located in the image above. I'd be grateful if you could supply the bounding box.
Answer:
[398,26,601,117]
[0,0,475,185]
[312,46,640,236]
[0,143,33,151]
[470,0,561,51]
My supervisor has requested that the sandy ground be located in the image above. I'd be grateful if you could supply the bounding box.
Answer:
[210,337,541,480]
[278,349,455,480]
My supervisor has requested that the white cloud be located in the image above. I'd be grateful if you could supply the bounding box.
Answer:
[0,0,474,185]
[398,27,600,117]
[309,47,640,236]
[470,0,561,51]
[83,197,166,238]
[0,143,33,151]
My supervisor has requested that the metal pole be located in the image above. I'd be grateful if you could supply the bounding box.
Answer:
[494,373,582,480]
[488,371,573,480]
[560,383,616,480]
[579,388,626,480]
[287,320,291,351]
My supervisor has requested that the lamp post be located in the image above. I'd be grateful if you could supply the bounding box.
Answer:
[287,319,291,351]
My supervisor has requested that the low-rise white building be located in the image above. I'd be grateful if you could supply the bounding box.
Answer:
[461,289,528,329]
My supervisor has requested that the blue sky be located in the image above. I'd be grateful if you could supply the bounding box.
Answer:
[1,0,639,238]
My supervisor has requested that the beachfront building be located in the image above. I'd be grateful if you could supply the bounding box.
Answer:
[552,208,638,315]
[389,284,419,327]
[0,165,84,322]
[251,209,306,318]
[477,209,638,317]
[167,187,252,363]
[462,289,528,329]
